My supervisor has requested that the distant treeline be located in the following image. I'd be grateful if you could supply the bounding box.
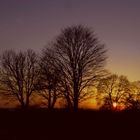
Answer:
[0,25,139,110]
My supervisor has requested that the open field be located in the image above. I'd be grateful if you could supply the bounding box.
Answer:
[0,109,140,140]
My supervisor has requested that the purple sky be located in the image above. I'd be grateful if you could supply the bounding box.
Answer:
[0,0,140,81]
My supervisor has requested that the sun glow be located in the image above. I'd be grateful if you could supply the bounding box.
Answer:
[113,102,117,108]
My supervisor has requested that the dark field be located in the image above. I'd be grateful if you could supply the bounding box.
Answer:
[0,109,140,140]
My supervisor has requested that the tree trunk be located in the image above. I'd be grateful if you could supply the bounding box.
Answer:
[48,89,51,109]
[73,81,79,111]
[25,95,30,109]
[51,90,57,109]
[65,92,72,109]
[73,97,78,111]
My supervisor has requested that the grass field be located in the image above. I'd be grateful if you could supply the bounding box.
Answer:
[0,109,140,140]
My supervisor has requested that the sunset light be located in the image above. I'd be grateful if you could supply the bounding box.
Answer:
[113,102,117,108]
[0,1,140,139]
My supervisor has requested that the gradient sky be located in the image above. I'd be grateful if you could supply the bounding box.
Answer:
[0,0,140,81]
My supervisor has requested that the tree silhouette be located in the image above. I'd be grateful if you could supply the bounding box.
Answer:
[0,49,39,109]
[35,48,62,109]
[52,25,107,110]
[125,81,140,109]
[97,74,130,110]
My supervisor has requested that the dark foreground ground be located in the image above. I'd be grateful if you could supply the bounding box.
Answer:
[0,108,140,140]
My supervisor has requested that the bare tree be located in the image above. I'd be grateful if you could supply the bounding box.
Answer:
[0,49,39,109]
[125,81,140,110]
[35,48,62,109]
[97,74,130,110]
[52,25,107,110]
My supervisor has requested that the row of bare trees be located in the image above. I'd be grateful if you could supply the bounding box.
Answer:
[0,25,139,110]
[0,25,107,110]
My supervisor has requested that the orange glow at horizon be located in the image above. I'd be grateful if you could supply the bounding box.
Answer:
[113,102,117,108]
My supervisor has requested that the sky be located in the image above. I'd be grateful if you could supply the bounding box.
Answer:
[0,0,140,81]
